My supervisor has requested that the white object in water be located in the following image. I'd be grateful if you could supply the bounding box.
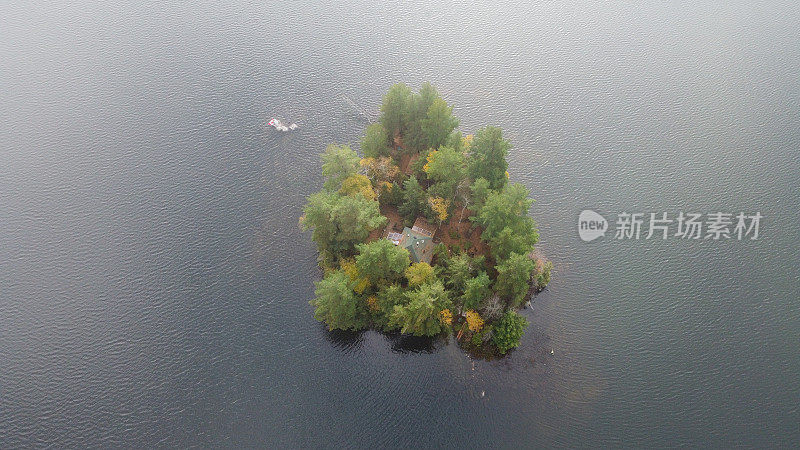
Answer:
[268,118,294,132]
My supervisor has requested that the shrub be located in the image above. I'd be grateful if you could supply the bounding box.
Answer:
[535,261,553,290]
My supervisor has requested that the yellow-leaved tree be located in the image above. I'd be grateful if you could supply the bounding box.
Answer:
[465,309,484,332]
[405,262,435,287]
[339,174,376,201]
[439,308,453,326]
[428,196,450,224]
[340,258,370,294]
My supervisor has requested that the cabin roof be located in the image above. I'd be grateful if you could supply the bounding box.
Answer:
[398,227,435,264]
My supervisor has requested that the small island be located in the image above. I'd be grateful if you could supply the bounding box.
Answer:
[300,83,551,355]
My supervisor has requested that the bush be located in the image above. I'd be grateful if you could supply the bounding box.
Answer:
[535,261,553,290]
[492,311,528,354]
[471,324,493,347]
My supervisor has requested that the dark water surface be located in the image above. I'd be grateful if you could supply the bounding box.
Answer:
[3,1,799,447]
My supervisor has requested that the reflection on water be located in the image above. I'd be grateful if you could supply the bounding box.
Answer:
[323,328,365,352]
[385,332,441,354]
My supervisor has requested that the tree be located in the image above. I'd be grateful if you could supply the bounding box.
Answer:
[454,178,472,223]
[422,97,459,149]
[488,226,537,261]
[439,309,453,326]
[360,156,399,186]
[428,196,450,225]
[310,271,367,331]
[356,239,410,285]
[340,258,370,294]
[361,123,391,158]
[468,126,511,190]
[469,178,491,214]
[472,183,539,259]
[462,271,491,310]
[403,82,439,152]
[322,144,360,190]
[423,146,467,200]
[375,284,408,330]
[388,281,452,336]
[406,262,435,287]
[332,194,387,248]
[399,175,427,221]
[465,309,485,332]
[300,191,386,259]
[300,191,340,258]
[380,83,412,137]
[339,174,376,201]
[446,130,465,152]
[492,311,528,354]
[444,252,482,296]
[383,181,404,208]
[494,252,535,307]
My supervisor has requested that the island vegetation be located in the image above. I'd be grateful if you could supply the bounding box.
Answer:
[300,83,552,355]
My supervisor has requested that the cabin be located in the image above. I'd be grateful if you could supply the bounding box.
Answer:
[397,227,435,264]
[390,216,436,264]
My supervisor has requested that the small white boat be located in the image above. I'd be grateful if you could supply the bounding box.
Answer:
[269,118,298,132]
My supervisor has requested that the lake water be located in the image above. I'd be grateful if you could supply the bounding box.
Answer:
[2,1,799,447]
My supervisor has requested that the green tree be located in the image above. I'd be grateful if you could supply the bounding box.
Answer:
[361,123,392,158]
[398,175,427,221]
[333,194,387,248]
[472,183,539,258]
[469,177,491,214]
[488,226,537,261]
[446,130,465,152]
[422,97,459,149]
[382,180,404,208]
[388,281,452,336]
[463,271,491,310]
[300,191,386,259]
[380,83,412,137]
[322,144,360,190]
[492,311,528,354]
[403,82,439,152]
[310,271,368,331]
[468,126,510,190]
[406,262,435,287]
[444,252,478,296]
[424,146,467,200]
[375,284,408,330]
[356,239,410,285]
[494,252,535,307]
[300,191,340,258]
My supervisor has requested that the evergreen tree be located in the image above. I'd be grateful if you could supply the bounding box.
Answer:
[310,271,368,331]
[356,239,410,286]
[492,311,528,354]
[389,281,452,336]
[321,144,360,191]
[494,252,535,307]
[468,126,510,190]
